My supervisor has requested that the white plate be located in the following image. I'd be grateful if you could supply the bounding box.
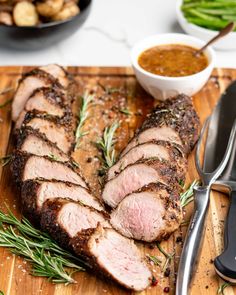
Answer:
[176,0,236,50]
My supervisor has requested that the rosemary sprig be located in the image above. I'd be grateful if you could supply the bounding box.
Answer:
[0,154,12,167]
[0,98,13,109]
[157,243,175,273]
[147,254,162,266]
[75,92,94,149]
[180,179,199,207]
[0,209,87,284]
[217,282,231,294]
[96,121,119,168]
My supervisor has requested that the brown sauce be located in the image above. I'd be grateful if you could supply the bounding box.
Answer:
[138,44,208,77]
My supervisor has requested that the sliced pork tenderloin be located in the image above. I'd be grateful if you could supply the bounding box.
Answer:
[40,64,69,89]
[121,94,199,156]
[21,111,74,154]
[16,127,70,162]
[15,87,69,129]
[110,183,182,242]
[108,140,186,181]
[121,126,182,157]
[102,158,182,208]
[139,94,200,155]
[70,225,152,291]
[11,151,87,188]
[21,179,103,223]
[12,68,64,122]
[40,198,110,249]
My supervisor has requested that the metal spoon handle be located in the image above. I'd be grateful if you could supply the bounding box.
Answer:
[196,22,235,55]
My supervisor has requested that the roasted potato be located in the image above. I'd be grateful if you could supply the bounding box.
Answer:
[52,1,79,21]
[36,0,63,18]
[0,11,13,25]
[13,1,38,26]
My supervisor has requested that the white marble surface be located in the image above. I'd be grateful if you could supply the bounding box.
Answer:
[0,0,235,68]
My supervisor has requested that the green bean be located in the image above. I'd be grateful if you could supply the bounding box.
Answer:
[222,15,236,21]
[197,8,236,15]
[186,17,231,30]
[181,0,236,31]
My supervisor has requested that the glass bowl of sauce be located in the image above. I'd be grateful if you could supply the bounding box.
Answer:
[131,33,215,100]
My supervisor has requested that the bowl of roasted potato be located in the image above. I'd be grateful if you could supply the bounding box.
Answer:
[0,0,92,50]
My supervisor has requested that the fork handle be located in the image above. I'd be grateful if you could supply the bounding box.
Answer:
[176,186,210,295]
[214,190,236,282]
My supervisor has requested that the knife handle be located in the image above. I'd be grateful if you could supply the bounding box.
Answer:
[214,190,236,282]
[176,186,210,295]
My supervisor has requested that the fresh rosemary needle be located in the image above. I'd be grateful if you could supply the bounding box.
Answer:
[0,209,87,284]
[180,179,199,207]
[146,254,162,266]
[156,242,175,273]
[0,154,12,167]
[96,121,119,168]
[75,91,94,149]
[217,282,231,295]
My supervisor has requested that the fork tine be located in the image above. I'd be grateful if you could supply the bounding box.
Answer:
[195,116,210,180]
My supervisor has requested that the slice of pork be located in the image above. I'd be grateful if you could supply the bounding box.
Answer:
[121,94,199,156]
[40,198,110,249]
[12,68,63,122]
[40,64,69,88]
[102,159,181,208]
[17,127,69,162]
[108,140,186,181]
[70,225,152,291]
[11,151,87,188]
[21,179,103,223]
[110,183,182,242]
[15,87,68,129]
[121,126,182,157]
[140,94,200,155]
[22,112,74,154]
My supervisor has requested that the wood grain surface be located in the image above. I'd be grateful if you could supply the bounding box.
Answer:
[0,66,236,295]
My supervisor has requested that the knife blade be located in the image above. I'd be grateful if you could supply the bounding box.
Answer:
[176,80,236,295]
[197,80,236,284]
[214,141,236,283]
[203,80,236,173]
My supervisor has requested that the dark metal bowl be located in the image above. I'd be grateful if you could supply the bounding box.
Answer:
[0,0,92,50]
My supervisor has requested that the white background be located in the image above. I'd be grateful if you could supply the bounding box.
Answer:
[0,0,235,68]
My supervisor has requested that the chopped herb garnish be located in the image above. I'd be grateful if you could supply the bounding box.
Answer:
[0,98,13,109]
[156,243,175,273]
[147,254,162,266]
[72,160,80,168]
[75,92,94,149]
[217,282,231,295]
[48,154,59,162]
[0,155,12,167]
[0,208,87,284]
[96,121,119,169]
[0,291,4,295]
[180,180,199,207]
[119,108,132,116]
[98,82,120,95]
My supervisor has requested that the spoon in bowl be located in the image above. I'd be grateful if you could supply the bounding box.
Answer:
[195,22,235,56]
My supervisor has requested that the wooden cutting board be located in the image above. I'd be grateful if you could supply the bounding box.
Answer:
[0,66,236,295]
